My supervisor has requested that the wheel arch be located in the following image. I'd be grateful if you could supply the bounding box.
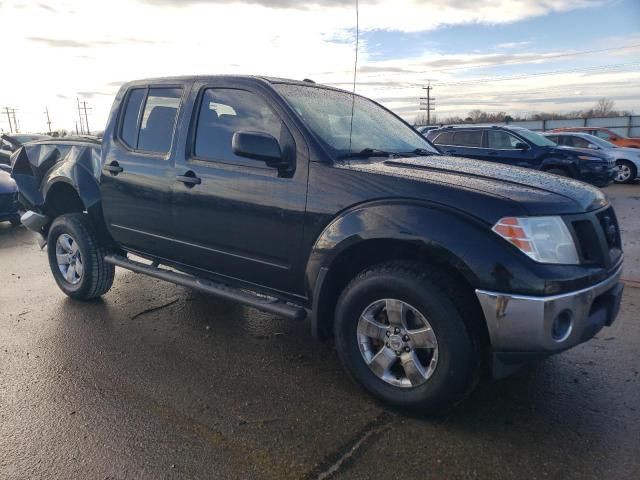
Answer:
[305,202,490,343]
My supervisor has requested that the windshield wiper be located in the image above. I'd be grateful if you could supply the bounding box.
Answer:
[339,148,399,159]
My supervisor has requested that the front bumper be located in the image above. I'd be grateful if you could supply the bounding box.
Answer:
[579,163,616,187]
[476,264,624,376]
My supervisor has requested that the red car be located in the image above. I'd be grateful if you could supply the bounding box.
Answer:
[551,127,640,149]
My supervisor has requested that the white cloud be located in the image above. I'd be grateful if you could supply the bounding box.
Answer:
[0,0,632,132]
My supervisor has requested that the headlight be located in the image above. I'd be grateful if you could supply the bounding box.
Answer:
[492,216,579,264]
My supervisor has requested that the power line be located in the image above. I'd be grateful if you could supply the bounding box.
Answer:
[433,62,640,87]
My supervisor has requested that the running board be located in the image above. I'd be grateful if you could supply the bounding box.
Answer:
[104,254,306,321]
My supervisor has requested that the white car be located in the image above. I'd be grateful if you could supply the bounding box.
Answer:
[545,132,640,184]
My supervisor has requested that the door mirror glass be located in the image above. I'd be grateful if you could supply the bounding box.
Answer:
[515,142,529,150]
[232,131,286,169]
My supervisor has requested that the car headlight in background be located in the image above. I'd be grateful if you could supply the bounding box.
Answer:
[492,216,579,264]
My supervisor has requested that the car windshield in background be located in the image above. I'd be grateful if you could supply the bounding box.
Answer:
[513,128,557,147]
[583,135,618,149]
[274,84,439,157]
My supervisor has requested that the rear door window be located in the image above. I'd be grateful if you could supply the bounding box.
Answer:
[452,130,483,147]
[487,130,521,149]
[119,87,182,154]
[120,89,146,148]
[137,88,182,154]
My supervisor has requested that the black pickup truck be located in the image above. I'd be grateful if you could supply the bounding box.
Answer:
[12,76,624,412]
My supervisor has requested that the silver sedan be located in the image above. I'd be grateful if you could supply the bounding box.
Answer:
[544,132,640,184]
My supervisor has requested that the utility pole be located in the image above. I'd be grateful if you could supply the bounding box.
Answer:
[419,81,436,125]
[76,98,85,134]
[3,107,13,133]
[44,107,52,135]
[81,100,91,135]
[10,108,19,133]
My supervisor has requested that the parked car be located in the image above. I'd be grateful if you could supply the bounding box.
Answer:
[0,170,20,226]
[428,125,615,187]
[1,133,50,165]
[12,76,624,412]
[551,127,640,149]
[415,125,439,135]
[544,131,640,184]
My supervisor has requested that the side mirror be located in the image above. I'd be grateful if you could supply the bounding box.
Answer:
[588,143,599,150]
[232,131,288,170]
[515,142,529,150]
[0,144,13,152]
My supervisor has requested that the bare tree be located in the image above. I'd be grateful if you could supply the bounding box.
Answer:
[593,98,615,117]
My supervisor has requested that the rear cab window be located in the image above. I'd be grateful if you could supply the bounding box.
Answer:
[119,87,183,155]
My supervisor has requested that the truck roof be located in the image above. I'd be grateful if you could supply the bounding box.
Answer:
[119,75,346,92]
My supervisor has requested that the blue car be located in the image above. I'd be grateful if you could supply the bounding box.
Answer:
[0,170,20,226]
[426,125,616,187]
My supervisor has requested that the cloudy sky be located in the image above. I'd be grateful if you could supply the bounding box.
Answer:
[0,0,638,133]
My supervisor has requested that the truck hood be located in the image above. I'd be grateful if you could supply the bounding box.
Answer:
[347,155,607,216]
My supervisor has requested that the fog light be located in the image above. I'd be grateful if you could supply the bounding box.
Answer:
[552,311,573,342]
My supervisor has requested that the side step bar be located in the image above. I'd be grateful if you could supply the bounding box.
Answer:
[104,254,306,321]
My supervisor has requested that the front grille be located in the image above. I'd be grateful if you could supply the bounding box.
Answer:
[570,206,622,267]
[596,207,621,249]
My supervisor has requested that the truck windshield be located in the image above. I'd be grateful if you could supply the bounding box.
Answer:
[274,84,439,158]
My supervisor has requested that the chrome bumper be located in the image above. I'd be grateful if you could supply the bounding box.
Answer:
[476,264,624,354]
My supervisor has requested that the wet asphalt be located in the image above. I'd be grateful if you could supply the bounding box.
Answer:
[1,184,639,480]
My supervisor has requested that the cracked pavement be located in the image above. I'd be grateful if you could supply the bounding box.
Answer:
[1,184,639,479]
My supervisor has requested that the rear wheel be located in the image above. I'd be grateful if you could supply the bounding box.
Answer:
[334,263,480,413]
[614,160,637,184]
[47,213,114,300]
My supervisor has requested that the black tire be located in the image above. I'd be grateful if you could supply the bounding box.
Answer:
[546,167,570,177]
[334,262,480,413]
[614,160,637,184]
[47,213,115,300]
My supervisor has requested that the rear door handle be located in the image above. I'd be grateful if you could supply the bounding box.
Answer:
[176,172,201,186]
[104,161,123,175]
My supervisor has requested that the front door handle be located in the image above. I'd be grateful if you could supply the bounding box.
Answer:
[104,161,123,175]
[443,149,457,154]
[176,171,202,187]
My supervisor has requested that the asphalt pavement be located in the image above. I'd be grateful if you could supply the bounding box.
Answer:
[1,184,639,479]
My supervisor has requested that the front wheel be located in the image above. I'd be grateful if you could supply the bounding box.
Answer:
[47,213,115,300]
[614,160,637,184]
[334,263,480,413]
